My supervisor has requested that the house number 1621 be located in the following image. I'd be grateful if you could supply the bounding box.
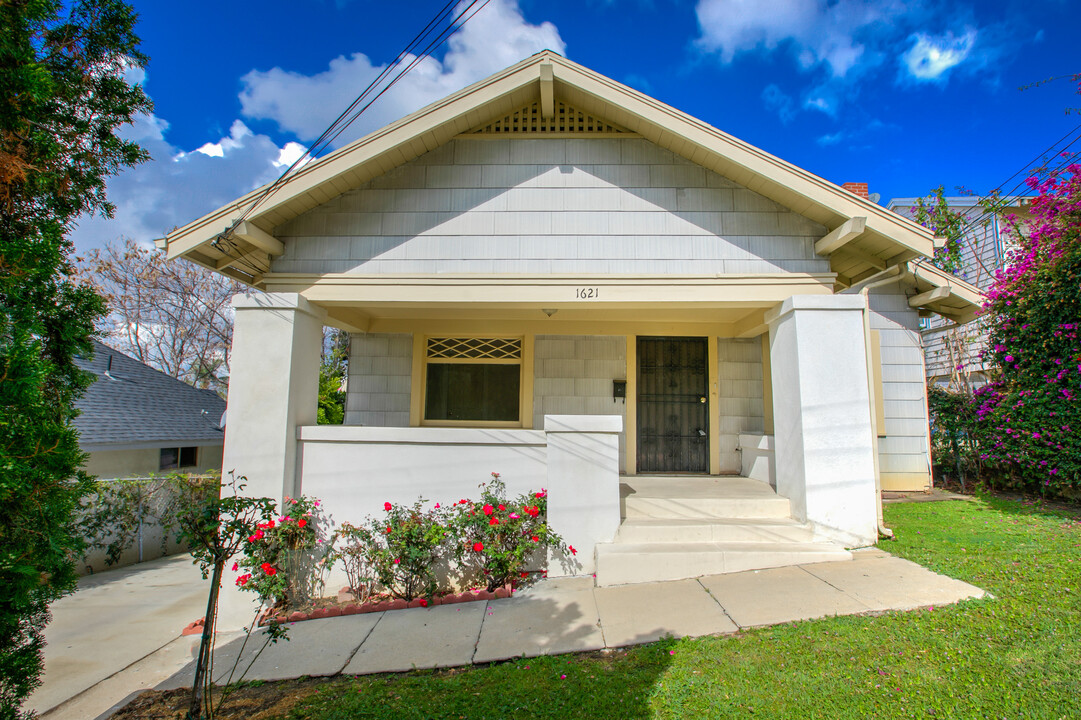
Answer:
[575,287,599,299]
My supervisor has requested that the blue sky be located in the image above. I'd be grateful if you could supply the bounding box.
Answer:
[72,0,1080,252]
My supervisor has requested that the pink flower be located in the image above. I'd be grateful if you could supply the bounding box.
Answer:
[434,503,440,509]
[231,562,238,572]
[535,491,546,499]
[384,502,392,511]
[509,512,520,519]
[393,558,400,564]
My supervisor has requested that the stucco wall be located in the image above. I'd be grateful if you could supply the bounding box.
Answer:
[83,444,223,480]
[270,137,829,275]
[533,335,627,472]
[717,338,766,473]
[345,333,412,426]
[867,285,933,491]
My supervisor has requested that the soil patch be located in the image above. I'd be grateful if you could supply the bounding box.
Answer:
[111,678,324,720]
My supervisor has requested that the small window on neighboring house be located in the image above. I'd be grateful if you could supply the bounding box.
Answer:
[160,446,198,471]
[423,337,522,423]
[918,317,932,330]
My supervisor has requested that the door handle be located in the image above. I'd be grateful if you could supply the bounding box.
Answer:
[699,396,707,403]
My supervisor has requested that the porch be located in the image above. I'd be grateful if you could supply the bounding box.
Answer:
[223,291,883,590]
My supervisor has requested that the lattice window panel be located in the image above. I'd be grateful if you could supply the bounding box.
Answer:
[469,101,630,135]
[427,337,522,360]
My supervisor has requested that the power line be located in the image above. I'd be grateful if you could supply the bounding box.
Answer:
[219,0,492,241]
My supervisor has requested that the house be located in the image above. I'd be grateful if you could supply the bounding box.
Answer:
[74,340,226,480]
[160,51,982,587]
[887,195,1032,389]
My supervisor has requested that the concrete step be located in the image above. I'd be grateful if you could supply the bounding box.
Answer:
[615,517,817,544]
[624,495,791,519]
[594,541,853,587]
[621,476,792,520]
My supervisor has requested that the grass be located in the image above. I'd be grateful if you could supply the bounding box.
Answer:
[271,497,1080,719]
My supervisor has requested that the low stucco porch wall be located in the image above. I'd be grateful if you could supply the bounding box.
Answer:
[295,416,623,578]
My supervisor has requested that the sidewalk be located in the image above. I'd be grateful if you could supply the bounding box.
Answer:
[35,548,986,720]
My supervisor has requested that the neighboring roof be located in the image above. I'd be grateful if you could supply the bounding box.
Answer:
[73,341,226,451]
[887,196,1034,212]
[163,50,940,288]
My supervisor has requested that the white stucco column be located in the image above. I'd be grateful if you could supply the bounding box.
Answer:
[764,295,877,547]
[543,414,623,576]
[223,292,325,505]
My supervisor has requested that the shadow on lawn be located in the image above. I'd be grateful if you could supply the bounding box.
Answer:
[978,491,1081,522]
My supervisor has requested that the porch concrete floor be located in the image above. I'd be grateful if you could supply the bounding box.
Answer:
[620,475,780,500]
[32,548,986,720]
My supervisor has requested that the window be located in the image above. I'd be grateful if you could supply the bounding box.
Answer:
[160,446,198,471]
[423,337,521,423]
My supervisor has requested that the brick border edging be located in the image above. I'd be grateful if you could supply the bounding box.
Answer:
[258,585,516,626]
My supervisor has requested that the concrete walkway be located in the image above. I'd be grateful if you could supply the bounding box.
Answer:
[34,548,986,720]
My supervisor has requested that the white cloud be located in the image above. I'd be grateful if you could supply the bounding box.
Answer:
[71,116,292,253]
[761,84,796,123]
[901,30,977,82]
[695,0,898,79]
[71,0,565,253]
[239,0,565,146]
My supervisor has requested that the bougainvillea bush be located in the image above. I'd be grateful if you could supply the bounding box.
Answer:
[449,473,572,592]
[973,165,1081,494]
[235,495,330,608]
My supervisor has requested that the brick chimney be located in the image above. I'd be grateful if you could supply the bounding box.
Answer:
[842,182,869,199]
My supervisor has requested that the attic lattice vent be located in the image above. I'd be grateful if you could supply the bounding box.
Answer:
[469,101,631,135]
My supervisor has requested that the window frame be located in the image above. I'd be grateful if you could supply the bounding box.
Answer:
[419,335,527,428]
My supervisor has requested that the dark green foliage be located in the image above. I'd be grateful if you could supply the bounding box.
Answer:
[0,1,150,715]
[317,330,346,425]
[910,186,968,274]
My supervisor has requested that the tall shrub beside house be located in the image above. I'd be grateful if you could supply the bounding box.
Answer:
[973,166,1081,493]
[0,2,150,716]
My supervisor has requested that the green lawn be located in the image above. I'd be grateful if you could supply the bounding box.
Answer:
[282,497,1081,720]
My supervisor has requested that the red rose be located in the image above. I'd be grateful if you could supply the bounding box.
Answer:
[482,504,494,515]
[297,518,307,528]
[473,542,484,552]
[384,502,392,511]
[489,517,500,526]
[520,572,529,578]
[498,504,506,511]
[569,545,577,556]
[530,535,539,542]
[419,598,428,607]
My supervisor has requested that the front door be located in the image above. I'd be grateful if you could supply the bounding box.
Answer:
[636,336,709,473]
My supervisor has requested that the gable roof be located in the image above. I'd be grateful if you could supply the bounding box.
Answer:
[73,341,226,451]
[162,50,940,289]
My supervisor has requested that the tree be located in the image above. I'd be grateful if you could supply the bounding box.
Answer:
[911,186,968,275]
[317,329,348,425]
[973,165,1081,492]
[77,237,244,396]
[0,2,151,716]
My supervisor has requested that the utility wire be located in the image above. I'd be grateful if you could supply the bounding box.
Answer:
[218,0,491,244]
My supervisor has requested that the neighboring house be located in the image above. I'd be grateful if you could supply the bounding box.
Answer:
[74,340,226,480]
[159,52,982,588]
[887,196,1032,388]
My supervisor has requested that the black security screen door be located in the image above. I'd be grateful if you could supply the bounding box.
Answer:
[637,336,709,473]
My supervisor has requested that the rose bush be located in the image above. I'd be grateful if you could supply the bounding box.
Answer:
[448,473,572,592]
[235,495,330,608]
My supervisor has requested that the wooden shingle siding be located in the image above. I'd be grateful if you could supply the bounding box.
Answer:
[866,286,932,490]
[345,333,412,427]
[717,338,765,474]
[533,335,627,472]
[271,138,829,275]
